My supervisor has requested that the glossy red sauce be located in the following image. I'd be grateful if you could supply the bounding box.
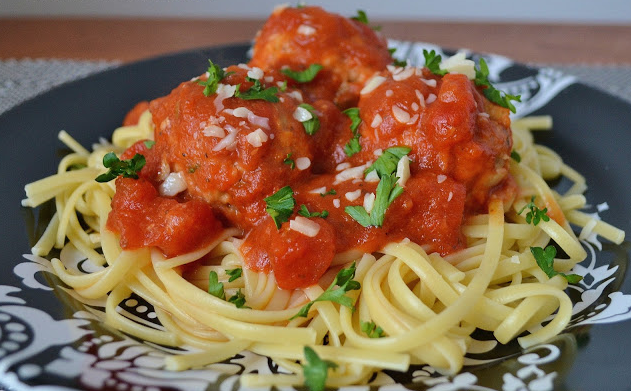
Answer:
[106,6,515,290]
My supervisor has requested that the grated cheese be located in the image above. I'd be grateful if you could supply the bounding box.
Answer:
[202,125,225,138]
[437,174,447,183]
[293,106,313,122]
[396,156,411,186]
[361,75,386,95]
[297,24,316,36]
[309,186,327,194]
[439,51,476,79]
[290,216,321,237]
[247,67,264,80]
[365,170,380,183]
[363,193,376,213]
[295,157,311,170]
[245,128,268,147]
[159,172,187,197]
[345,189,362,201]
[371,114,383,128]
[392,106,411,123]
[392,67,414,81]
[333,199,341,208]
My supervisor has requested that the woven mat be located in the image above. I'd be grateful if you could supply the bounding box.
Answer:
[2,59,631,116]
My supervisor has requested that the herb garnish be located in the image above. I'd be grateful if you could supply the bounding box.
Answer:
[95,152,146,183]
[320,189,337,197]
[423,49,447,76]
[198,59,232,96]
[235,77,280,102]
[298,103,320,135]
[298,205,329,219]
[225,267,243,282]
[283,153,296,169]
[530,246,583,283]
[350,10,381,31]
[518,196,550,226]
[302,346,338,391]
[291,262,360,320]
[345,173,404,227]
[264,186,296,229]
[361,320,385,338]
[281,64,323,83]
[208,271,226,300]
[474,58,521,113]
[228,289,249,308]
[365,146,411,178]
[511,150,521,162]
[342,107,362,157]
[143,140,155,149]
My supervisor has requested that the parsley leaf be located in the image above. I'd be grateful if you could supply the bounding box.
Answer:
[281,64,323,83]
[283,153,295,169]
[297,103,320,135]
[346,173,403,227]
[320,189,337,197]
[302,346,338,391]
[423,49,448,76]
[530,246,583,283]
[208,271,226,300]
[511,150,521,162]
[228,289,249,308]
[198,59,231,96]
[393,58,408,67]
[474,58,521,113]
[361,320,385,338]
[143,140,155,149]
[343,107,362,157]
[235,77,280,102]
[264,186,296,229]
[518,196,550,226]
[225,267,243,282]
[298,204,329,219]
[351,10,369,24]
[95,152,146,183]
[365,146,412,178]
[291,262,361,319]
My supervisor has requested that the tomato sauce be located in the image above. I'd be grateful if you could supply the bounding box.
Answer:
[106,6,515,290]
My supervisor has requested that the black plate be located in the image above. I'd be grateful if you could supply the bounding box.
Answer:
[1,43,630,391]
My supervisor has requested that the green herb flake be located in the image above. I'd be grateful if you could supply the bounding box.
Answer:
[198,59,232,97]
[291,262,361,320]
[393,58,408,67]
[346,173,403,227]
[281,64,323,83]
[264,186,296,229]
[342,107,362,157]
[361,320,385,338]
[208,271,226,300]
[518,196,550,226]
[302,346,338,391]
[225,267,243,282]
[351,9,369,24]
[423,49,448,76]
[474,58,521,113]
[320,189,337,197]
[365,146,412,178]
[298,204,329,219]
[283,153,296,169]
[95,152,146,183]
[530,246,583,283]
[143,140,155,149]
[298,103,320,135]
[228,289,249,308]
[235,77,280,102]
[511,150,521,162]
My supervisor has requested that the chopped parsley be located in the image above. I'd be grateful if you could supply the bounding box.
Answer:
[208,271,226,300]
[350,9,381,31]
[235,77,279,102]
[342,107,362,157]
[393,58,408,67]
[198,59,231,96]
[361,320,385,338]
[281,64,323,83]
[143,140,155,149]
[264,186,296,229]
[518,196,550,226]
[345,173,404,227]
[365,146,412,178]
[225,267,243,282]
[320,189,337,197]
[95,152,146,183]
[228,289,249,308]
[298,103,320,135]
[298,204,329,219]
[423,49,447,76]
[511,150,522,162]
[530,246,583,283]
[283,153,296,169]
[302,346,338,391]
[291,262,361,319]
[474,58,521,113]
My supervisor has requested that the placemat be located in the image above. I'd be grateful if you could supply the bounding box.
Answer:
[2,59,631,116]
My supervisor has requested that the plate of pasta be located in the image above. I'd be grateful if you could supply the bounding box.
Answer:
[3,5,631,391]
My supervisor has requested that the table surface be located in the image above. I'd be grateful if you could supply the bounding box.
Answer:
[2,18,631,65]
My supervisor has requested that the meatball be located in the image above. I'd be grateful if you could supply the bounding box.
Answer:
[249,5,392,108]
